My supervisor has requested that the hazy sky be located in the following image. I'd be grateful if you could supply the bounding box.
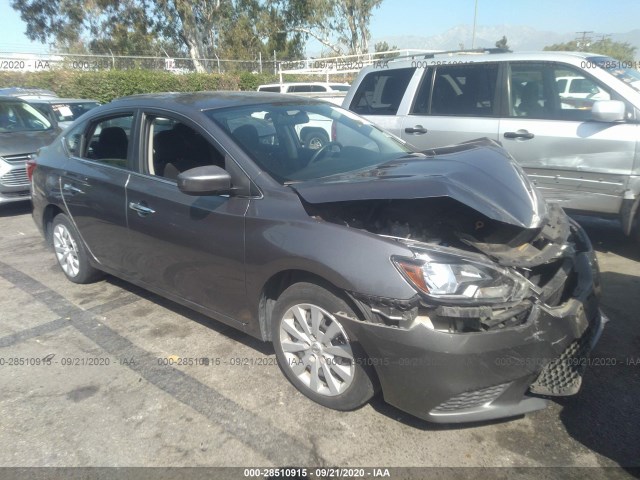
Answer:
[1,0,638,54]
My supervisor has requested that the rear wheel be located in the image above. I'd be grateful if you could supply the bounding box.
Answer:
[272,282,377,411]
[51,214,102,284]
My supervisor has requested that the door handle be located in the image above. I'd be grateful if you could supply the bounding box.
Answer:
[62,183,84,195]
[404,126,428,134]
[128,201,156,216]
[504,130,535,140]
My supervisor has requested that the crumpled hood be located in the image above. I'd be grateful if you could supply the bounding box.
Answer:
[291,138,548,229]
[0,129,59,157]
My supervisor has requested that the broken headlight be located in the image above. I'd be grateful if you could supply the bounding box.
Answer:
[393,251,530,305]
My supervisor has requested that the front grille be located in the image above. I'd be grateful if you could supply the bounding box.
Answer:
[530,323,596,396]
[432,382,510,412]
[0,168,28,187]
[2,153,33,164]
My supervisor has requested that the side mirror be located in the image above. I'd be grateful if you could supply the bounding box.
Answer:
[177,165,231,196]
[591,100,626,122]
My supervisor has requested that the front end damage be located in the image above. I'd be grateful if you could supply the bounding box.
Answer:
[292,142,606,423]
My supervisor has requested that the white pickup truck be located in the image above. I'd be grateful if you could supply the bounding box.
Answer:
[257,82,349,148]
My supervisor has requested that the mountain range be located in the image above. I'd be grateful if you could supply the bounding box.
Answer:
[372,25,640,57]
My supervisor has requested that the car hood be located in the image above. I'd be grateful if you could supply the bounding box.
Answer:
[0,129,59,156]
[290,138,548,229]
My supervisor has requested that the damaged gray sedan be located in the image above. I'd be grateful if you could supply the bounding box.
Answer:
[30,92,606,423]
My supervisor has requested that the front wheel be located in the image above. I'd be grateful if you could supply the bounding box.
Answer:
[272,282,377,411]
[51,214,103,284]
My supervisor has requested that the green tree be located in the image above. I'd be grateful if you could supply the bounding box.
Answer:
[279,0,383,56]
[374,41,399,59]
[495,35,509,50]
[544,38,636,63]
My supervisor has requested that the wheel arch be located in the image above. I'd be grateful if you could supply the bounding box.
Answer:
[42,204,65,245]
[257,269,366,342]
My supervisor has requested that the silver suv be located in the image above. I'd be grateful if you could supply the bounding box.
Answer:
[343,50,640,241]
[0,96,58,204]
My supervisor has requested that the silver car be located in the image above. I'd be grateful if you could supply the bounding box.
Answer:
[0,96,58,204]
[344,50,640,242]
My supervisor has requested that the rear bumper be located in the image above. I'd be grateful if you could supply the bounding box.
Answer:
[337,251,605,424]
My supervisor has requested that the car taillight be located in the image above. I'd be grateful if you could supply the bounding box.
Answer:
[26,156,37,181]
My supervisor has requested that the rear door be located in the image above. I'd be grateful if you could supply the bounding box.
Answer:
[499,61,638,214]
[347,66,417,134]
[125,111,250,324]
[399,62,501,150]
[60,111,137,272]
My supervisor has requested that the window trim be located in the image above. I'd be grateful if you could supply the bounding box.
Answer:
[424,62,501,118]
[138,108,257,197]
[71,109,139,171]
[505,60,627,121]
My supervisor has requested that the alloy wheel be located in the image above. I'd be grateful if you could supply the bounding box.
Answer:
[279,303,355,396]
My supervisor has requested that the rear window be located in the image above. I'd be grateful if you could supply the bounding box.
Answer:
[349,67,415,115]
[258,86,281,92]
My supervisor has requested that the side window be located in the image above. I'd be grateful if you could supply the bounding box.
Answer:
[64,121,87,156]
[430,63,498,116]
[259,86,280,92]
[84,114,134,168]
[148,117,225,180]
[509,63,612,121]
[350,67,415,115]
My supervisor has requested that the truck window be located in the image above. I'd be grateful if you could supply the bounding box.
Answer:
[350,67,415,115]
[429,63,499,116]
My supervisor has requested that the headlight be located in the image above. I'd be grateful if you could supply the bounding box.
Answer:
[393,251,530,305]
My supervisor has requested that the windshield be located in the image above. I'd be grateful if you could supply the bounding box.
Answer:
[589,56,640,93]
[0,101,52,133]
[205,102,413,184]
[330,85,350,92]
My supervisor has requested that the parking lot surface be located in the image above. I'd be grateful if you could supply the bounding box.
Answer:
[0,203,638,477]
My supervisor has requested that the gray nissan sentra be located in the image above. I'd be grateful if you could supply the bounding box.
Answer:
[29,92,606,423]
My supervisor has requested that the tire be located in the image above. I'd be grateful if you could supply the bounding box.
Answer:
[272,282,378,411]
[303,131,329,150]
[51,213,103,284]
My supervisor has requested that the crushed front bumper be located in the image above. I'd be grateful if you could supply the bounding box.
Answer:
[337,251,605,423]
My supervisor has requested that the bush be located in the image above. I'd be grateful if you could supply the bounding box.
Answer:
[0,69,275,102]
[0,69,354,102]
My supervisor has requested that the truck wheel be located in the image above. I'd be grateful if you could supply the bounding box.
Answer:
[272,282,378,411]
[304,131,329,150]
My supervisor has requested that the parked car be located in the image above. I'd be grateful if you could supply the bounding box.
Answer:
[30,92,605,423]
[257,82,350,94]
[0,88,100,130]
[343,50,640,242]
[0,96,59,204]
[29,98,101,129]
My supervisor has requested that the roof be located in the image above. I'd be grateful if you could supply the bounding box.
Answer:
[259,82,349,87]
[0,95,29,103]
[378,50,609,69]
[109,91,331,111]
[28,98,100,104]
[0,87,58,99]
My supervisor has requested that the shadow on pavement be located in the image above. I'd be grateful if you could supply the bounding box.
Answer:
[554,214,640,470]
[0,201,32,218]
[570,215,639,262]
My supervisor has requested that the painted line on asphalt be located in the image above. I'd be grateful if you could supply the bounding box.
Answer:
[0,260,322,465]
[0,294,141,348]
